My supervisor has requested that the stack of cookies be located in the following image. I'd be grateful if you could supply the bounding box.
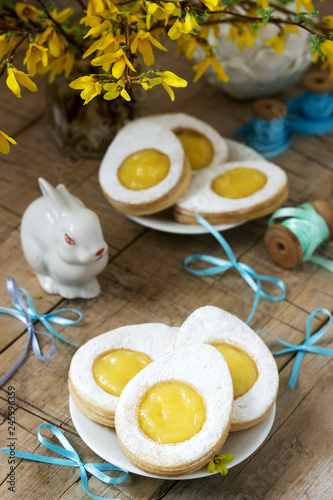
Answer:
[68,306,278,477]
[99,113,288,225]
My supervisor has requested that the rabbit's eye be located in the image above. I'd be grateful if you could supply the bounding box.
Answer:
[65,233,75,245]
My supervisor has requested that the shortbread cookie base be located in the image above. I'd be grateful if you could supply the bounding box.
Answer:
[139,113,228,169]
[174,160,288,225]
[102,156,191,216]
[115,345,233,476]
[174,306,279,431]
[68,324,178,427]
[174,184,288,225]
[99,121,191,216]
[68,378,115,427]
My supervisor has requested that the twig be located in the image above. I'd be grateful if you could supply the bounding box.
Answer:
[123,21,133,91]
[75,0,87,10]
[208,8,333,41]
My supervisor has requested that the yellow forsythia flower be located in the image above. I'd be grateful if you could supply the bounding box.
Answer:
[83,32,120,59]
[168,13,199,41]
[264,25,299,54]
[69,75,103,104]
[264,33,284,54]
[0,34,15,61]
[50,8,74,24]
[6,66,37,98]
[23,43,48,77]
[193,56,229,83]
[201,0,219,11]
[322,16,333,30]
[131,32,167,66]
[313,39,333,78]
[176,35,198,60]
[296,0,322,13]
[141,77,162,90]
[257,0,269,8]
[103,81,130,101]
[15,3,40,23]
[146,2,178,30]
[91,49,136,78]
[37,27,67,58]
[0,130,17,155]
[48,52,75,83]
[155,70,187,101]
[227,25,256,51]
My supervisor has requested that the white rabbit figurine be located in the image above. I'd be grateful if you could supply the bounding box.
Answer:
[21,178,108,299]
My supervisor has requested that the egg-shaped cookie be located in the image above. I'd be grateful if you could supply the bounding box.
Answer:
[68,323,178,426]
[174,160,288,224]
[99,121,191,215]
[115,344,233,476]
[174,306,278,431]
[141,113,228,171]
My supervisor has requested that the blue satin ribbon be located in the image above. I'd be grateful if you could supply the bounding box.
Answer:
[0,278,82,385]
[258,308,333,390]
[0,423,128,500]
[185,214,286,324]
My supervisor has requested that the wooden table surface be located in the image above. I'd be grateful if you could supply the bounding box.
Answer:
[1,44,333,500]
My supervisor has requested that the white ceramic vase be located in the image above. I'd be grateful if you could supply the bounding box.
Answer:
[196,3,312,100]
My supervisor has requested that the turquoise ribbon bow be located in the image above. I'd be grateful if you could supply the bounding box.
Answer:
[258,308,333,390]
[184,214,286,324]
[0,423,128,500]
[0,278,81,385]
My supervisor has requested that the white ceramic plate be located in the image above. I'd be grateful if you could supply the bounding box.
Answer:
[127,138,263,234]
[70,397,276,480]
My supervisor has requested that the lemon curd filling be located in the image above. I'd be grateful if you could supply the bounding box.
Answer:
[117,149,170,190]
[93,350,152,396]
[214,344,258,398]
[138,381,206,444]
[212,167,267,199]
[176,130,214,170]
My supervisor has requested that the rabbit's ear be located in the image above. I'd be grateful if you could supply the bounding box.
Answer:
[38,178,65,218]
[56,184,85,209]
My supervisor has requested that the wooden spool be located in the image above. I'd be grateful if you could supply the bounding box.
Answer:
[252,98,287,121]
[264,200,333,269]
[302,71,333,95]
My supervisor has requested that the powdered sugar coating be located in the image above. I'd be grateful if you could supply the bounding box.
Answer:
[139,113,228,167]
[115,344,233,473]
[175,160,287,213]
[174,306,279,428]
[99,121,186,205]
[69,324,178,416]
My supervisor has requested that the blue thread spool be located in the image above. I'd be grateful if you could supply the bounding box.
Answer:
[233,98,292,158]
[288,71,333,135]
[264,200,333,269]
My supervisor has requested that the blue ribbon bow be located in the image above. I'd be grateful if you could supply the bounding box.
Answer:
[0,423,128,500]
[184,214,286,324]
[0,278,82,385]
[258,308,333,390]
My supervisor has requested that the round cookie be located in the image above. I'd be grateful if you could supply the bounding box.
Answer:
[68,323,178,427]
[174,159,288,224]
[115,344,233,477]
[174,306,279,431]
[140,113,228,171]
[99,121,191,216]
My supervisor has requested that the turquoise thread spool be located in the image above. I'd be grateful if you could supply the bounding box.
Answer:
[288,71,333,136]
[264,200,333,269]
[233,98,292,158]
